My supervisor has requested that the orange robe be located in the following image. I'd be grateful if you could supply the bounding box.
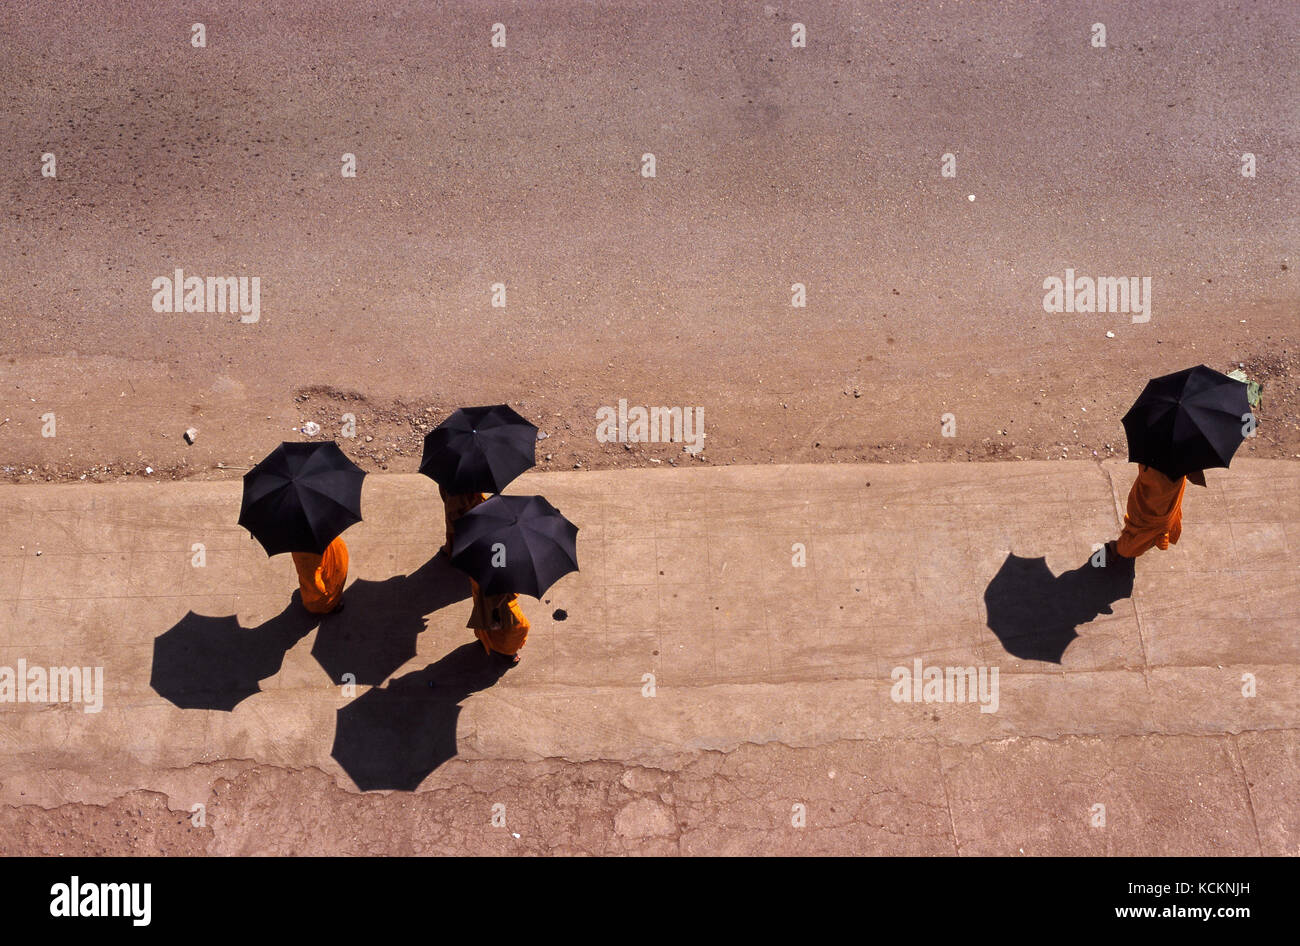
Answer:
[291,536,349,614]
[467,579,530,655]
[439,485,489,552]
[1116,465,1186,558]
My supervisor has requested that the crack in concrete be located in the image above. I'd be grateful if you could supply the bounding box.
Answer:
[1227,733,1266,856]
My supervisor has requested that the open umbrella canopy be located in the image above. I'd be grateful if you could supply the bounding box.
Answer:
[449,494,578,597]
[238,441,365,556]
[420,404,537,494]
[1122,365,1251,480]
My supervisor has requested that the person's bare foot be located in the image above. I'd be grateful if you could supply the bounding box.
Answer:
[1105,540,1132,563]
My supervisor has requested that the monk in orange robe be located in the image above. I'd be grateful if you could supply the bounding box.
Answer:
[467,579,529,665]
[439,484,489,555]
[291,536,349,614]
[1109,465,1205,559]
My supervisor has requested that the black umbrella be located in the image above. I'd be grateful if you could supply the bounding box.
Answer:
[419,404,537,494]
[449,494,578,597]
[1122,365,1251,480]
[238,441,365,556]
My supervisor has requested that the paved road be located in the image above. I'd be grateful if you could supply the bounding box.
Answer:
[0,460,1295,854]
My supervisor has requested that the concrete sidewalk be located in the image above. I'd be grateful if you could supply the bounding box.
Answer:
[0,460,1296,855]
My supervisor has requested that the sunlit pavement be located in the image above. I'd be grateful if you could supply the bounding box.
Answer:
[0,460,1296,854]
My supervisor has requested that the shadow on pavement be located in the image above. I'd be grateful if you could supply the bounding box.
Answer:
[152,551,472,710]
[331,642,510,791]
[150,596,320,711]
[310,551,471,686]
[983,551,1135,663]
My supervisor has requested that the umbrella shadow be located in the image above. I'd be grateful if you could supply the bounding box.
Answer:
[151,596,320,711]
[330,642,510,791]
[983,551,1135,663]
[310,551,472,686]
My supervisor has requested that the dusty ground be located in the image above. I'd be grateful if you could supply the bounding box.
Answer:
[1,0,1296,485]
[4,350,1298,484]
